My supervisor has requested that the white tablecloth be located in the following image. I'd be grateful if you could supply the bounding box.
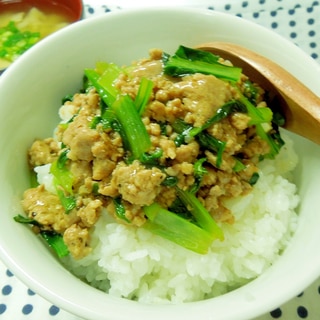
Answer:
[1,1,319,319]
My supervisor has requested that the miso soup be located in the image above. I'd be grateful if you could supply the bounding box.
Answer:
[0,3,74,69]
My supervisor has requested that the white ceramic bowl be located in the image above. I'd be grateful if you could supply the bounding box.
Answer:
[0,7,320,320]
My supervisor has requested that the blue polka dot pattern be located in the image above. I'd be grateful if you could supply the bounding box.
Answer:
[0,2,319,320]
[22,304,33,315]
[297,305,308,318]
[203,0,320,62]
[49,305,60,316]
[270,308,282,318]
[2,285,12,295]
[0,304,7,315]
[85,0,320,63]
[27,288,35,295]
[6,269,13,277]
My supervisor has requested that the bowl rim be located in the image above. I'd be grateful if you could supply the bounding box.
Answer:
[0,6,320,320]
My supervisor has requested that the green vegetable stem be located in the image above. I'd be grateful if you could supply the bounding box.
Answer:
[85,65,153,162]
[143,203,217,254]
[50,149,76,214]
[163,45,242,82]
[13,215,69,257]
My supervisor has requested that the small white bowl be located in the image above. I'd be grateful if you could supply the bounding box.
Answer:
[0,0,83,74]
[0,7,320,320]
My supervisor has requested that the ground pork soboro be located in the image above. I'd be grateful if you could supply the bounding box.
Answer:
[21,47,273,259]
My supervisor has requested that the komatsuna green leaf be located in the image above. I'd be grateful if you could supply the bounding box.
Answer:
[163,45,242,82]
[41,231,69,258]
[143,203,215,254]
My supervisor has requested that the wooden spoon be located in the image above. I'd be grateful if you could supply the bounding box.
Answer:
[197,42,320,145]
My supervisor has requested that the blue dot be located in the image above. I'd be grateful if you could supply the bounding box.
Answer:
[290,32,297,39]
[0,304,7,315]
[87,6,95,14]
[270,10,277,17]
[225,4,231,10]
[242,1,248,7]
[2,285,12,295]
[271,22,278,29]
[288,9,295,14]
[253,12,260,18]
[102,6,111,13]
[308,18,315,25]
[297,305,308,318]
[49,305,60,316]
[259,0,266,4]
[22,304,33,315]
[6,270,13,277]
[297,291,304,297]
[270,308,282,318]
[289,20,296,27]
[307,6,313,12]
[27,288,35,296]
[207,6,214,10]
[309,30,316,37]
[311,52,318,59]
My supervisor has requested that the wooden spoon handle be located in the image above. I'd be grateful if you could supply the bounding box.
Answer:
[198,42,320,145]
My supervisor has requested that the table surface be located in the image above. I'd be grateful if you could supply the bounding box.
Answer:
[1,1,320,319]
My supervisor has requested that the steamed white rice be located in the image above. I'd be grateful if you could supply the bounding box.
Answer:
[37,134,299,304]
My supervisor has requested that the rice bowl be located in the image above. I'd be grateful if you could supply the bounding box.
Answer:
[60,138,299,303]
[21,46,300,303]
[0,7,319,320]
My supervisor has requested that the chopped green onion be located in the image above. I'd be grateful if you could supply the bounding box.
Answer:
[0,21,40,62]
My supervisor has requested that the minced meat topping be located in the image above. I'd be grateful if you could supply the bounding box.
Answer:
[22,47,274,259]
